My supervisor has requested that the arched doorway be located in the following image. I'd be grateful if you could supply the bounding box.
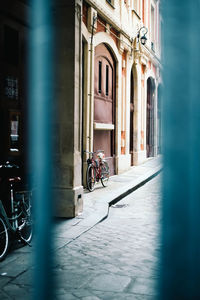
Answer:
[146,77,155,157]
[93,43,116,175]
[130,69,134,166]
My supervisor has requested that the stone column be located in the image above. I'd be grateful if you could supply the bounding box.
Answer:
[115,49,122,174]
[53,0,83,218]
[133,56,147,165]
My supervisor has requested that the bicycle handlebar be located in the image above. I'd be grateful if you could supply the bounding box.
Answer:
[0,161,19,169]
[84,150,104,154]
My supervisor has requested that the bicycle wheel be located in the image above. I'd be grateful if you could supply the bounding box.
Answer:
[101,161,109,187]
[18,192,33,243]
[86,164,96,192]
[0,216,9,261]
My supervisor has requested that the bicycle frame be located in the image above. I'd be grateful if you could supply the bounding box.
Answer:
[0,200,14,231]
[87,152,104,181]
[0,193,29,233]
[85,150,109,192]
[0,176,32,228]
[0,163,33,260]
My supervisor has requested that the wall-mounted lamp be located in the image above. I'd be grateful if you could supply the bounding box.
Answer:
[137,26,148,45]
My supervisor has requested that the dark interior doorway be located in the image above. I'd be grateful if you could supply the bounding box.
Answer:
[146,77,155,157]
[130,69,134,166]
[81,39,85,185]
[157,84,162,154]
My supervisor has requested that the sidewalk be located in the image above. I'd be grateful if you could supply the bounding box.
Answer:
[53,156,162,250]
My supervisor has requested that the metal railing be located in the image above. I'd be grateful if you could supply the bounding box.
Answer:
[159,1,200,299]
[29,1,54,299]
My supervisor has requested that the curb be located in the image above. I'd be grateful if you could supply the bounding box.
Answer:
[109,168,162,207]
[98,166,162,224]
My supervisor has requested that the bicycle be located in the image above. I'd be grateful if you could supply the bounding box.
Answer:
[0,162,32,261]
[85,150,109,192]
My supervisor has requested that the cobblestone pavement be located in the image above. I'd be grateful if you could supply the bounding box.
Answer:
[0,174,162,300]
[54,174,162,300]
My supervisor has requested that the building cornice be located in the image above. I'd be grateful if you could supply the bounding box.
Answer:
[84,0,162,69]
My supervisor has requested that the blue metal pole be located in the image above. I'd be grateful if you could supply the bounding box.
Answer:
[159,1,200,299]
[28,1,54,299]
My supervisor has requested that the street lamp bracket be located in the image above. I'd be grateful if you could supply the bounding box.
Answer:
[137,26,148,46]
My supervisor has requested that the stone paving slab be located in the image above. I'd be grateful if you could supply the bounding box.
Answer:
[87,274,131,292]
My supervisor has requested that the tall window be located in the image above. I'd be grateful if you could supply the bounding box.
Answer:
[106,65,109,96]
[98,61,102,93]
[151,5,155,50]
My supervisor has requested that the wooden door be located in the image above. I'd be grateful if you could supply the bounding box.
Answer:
[94,43,115,175]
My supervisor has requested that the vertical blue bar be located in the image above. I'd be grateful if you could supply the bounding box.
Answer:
[28,0,54,299]
[159,1,200,299]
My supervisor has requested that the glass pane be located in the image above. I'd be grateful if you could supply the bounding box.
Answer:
[10,114,20,152]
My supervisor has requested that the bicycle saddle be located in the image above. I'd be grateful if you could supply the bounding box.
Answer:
[9,177,21,183]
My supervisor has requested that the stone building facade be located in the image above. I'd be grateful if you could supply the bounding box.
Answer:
[81,0,162,182]
[0,0,162,218]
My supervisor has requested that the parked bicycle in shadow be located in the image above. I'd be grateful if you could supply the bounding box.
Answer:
[0,161,33,261]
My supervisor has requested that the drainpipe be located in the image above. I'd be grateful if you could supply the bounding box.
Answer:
[89,14,97,152]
